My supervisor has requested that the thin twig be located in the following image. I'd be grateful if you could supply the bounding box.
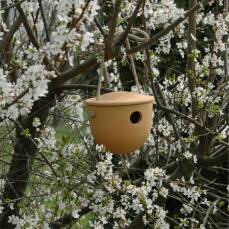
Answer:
[117,0,144,45]
[94,18,106,36]
[96,56,105,100]
[202,201,219,227]
[60,84,113,93]
[12,120,59,178]
[0,16,22,54]
[126,38,141,93]
[16,3,59,75]
[126,2,202,55]
[38,0,50,42]
[49,208,90,229]
[0,0,26,11]
[74,0,91,25]
[16,4,40,49]
[4,88,29,110]
[156,104,205,130]
[57,3,203,87]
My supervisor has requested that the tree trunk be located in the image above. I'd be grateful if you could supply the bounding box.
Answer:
[0,98,50,228]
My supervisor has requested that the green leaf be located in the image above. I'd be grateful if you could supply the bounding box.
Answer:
[21,128,31,138]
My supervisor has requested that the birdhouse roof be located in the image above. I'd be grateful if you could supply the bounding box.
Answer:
[85,91,153,106]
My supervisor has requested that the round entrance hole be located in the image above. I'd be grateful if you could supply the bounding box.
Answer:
[130,111,142,124]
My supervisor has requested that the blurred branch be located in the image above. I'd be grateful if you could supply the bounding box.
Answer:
[1,0,26,11]
[117,0,144,46]
[105,0,122,58]
[52,58,99,87]
[16,2,59,74]
[155,104,213,133]
[187,0,197,117]
[60,84,113,93]
[38,0,50,42]
[202,200,219,227]
[3,88,29,110]
[145,48,181,140]
[74,0,91,25]
[198,148,228,166]
[125,213,144,229]
[94,18,106,36]
[224,0,228,78]
[16,4,40,49]
[126,2,201,55]
[0,16,22,54]
[49,207,90,228]
[57,2,203,89]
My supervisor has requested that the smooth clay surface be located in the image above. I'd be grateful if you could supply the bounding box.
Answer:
[85,92,154,154]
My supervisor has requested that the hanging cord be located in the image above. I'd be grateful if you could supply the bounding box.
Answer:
[94,32,111,100]
[126,28,149,94]
[103,62,111,88]
[128,28,149,43]
[126,38,141,94]
[96,55,105,100]
[94,27,149,99]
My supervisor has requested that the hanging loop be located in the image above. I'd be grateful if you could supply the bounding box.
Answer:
[95,27,150,99]
[96,55,105,100]
[126,38,141,94]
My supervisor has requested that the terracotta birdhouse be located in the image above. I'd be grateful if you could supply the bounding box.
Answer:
[85,91,154,154]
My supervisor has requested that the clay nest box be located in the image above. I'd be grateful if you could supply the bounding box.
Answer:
[85,91,154,154]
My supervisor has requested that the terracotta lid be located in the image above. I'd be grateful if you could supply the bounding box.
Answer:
[85,91,153,106]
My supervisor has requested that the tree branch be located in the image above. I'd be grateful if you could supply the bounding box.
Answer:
[125,213,144,229]
[198,149,229,166]
[74,0,91,25]
[155,104,207,131]
[0,16,22,54]
[16,2,59,74]
[60,84,113,93]
[94,17,106,37]
[116,0,144,46]
[49,208,90,228]
[145,48,181,139]
[126,2,201,55]
[52,57,99,88]
[16,4,40,49]
[38,0,50,42]
[3,88,29,110]
[105,0,122,58]
[57,2,202,88]
[187,0,197,117]
[1,0,26,11]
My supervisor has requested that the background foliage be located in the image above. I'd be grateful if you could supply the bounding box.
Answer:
[0,0,228,228]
